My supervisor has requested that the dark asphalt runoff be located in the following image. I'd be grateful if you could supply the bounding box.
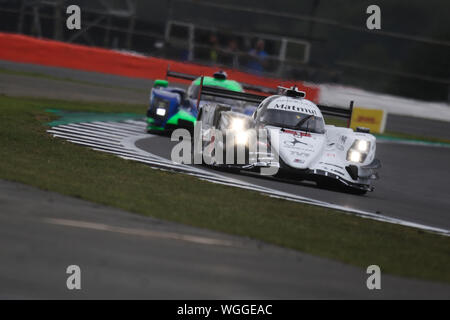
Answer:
[1,179,449,299]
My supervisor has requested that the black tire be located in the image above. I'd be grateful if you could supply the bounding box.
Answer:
[345,187,368,195]
[147,129,169,136]
[315,179,340,190]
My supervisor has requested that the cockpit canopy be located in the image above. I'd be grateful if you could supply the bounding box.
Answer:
[254,95,325,134]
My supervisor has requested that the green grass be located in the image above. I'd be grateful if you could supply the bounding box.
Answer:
[379,131,450,145]
[1,94,449,283]
[325,117,450,145]
[0,67,147,93]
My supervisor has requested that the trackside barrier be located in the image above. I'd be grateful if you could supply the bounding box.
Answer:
[0,32,320,102]
[350,107,387,133]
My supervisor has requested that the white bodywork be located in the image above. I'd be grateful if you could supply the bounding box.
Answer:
[259,97,379,190]
[196,93,380,192]
[268,124,377,185]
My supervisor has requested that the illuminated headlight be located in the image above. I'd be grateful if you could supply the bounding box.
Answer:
[348,150,362,163]
[156,108,166,116]
[355,139,370,152]
[235,131,248,145]
[230,118,245,131]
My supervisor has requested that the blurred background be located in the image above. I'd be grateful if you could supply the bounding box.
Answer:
[0,0,449,102]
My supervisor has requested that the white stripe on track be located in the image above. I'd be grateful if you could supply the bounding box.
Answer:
[77,122,144,135]
[63,124,134,137]
[123,119,147,125]
[49,131,122,145]
[91,121,146,133]
[63,139,133,154]
[54,124,128,139]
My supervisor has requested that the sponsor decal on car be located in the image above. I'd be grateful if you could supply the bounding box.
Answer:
[284,137,308,147]
[268,102,318,115]
[283,138,314,151]
[282,129,312,137]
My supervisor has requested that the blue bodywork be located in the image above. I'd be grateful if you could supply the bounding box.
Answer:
[146,76,257,132]
[146,86,199,131]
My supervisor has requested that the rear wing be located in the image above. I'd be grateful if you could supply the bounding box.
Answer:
[241,83,277,95]
[196,77,354,128]
[165,65,277,95]
[195,76,266,110]
[317,101,354,128]
[166,69,197,81]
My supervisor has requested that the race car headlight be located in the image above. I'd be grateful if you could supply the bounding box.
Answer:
[346,139,370,163]
[230,118,245,131]
[235,131,248,145]
[156,108,166,116]
[355,139,370,152]
[347,150,362,163]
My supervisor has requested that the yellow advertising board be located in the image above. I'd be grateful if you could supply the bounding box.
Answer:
[350,107,387,133]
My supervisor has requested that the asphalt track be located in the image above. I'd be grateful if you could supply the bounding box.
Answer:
[1,60,450,298]
[1,179,449,299]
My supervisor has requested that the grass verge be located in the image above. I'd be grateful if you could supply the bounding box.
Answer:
[325,117,450,145]
[0,66,147,93]
[1,94,449,283]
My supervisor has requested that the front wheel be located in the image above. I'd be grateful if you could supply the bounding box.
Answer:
[345,187,368,195]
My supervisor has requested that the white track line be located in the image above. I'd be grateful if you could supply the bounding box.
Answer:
[56,124,128,138]
[48,131,122,145]
[77,122,144,135]
[91,121,147,133]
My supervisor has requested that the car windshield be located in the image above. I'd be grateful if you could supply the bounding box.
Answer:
[259,109,325,133]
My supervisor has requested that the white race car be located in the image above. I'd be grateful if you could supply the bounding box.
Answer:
[192,82,381,194]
